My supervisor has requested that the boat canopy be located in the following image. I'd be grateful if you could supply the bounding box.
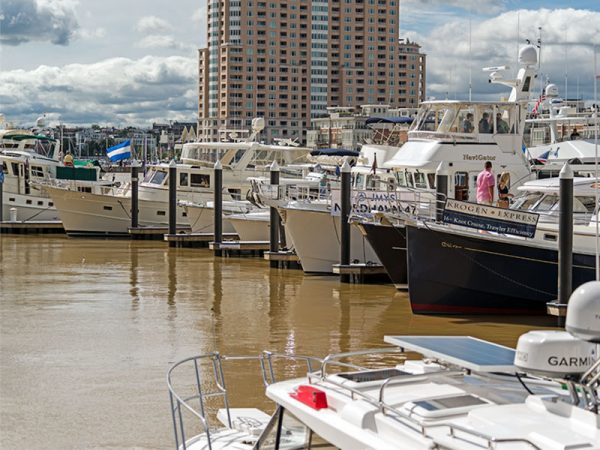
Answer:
[2,133,56,142]
[309,148,360,157]
[365,117,413,125]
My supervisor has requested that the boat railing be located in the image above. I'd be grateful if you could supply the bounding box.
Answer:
[167,351,323,450]
[309,347,544,450]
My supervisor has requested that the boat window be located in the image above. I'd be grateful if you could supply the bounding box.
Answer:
[366,175,379,189]
[410,105,429,131]
[143,170,154,183]
[11,163,19,176]
[455,109,475,134]
[477,108,493,134]
[511,192,543,210]
[437,108,457,133]
[494,108,512,134]
[427,173,436,189]
[395,171,407,187]
[418,109,442,132]
[190,173,210,188]
[535,194,559,212]
[414,172,427,189]
[179,172,189,187]
[574,196,597,214]
[31,165,44,177]
[405,170,414,188]
[354,173,365,189]
[149,170,167,185]
[2,162,7,174]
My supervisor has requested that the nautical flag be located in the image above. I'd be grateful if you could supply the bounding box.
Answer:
[106,140,131,162]
[536,150,550,164]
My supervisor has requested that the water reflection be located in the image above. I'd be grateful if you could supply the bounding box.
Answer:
[0,236,559,450]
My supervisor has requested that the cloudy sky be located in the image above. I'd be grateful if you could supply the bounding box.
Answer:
[1,0,599,127]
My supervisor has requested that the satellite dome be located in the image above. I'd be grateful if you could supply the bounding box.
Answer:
[566,281,600,343]
[251,117,265,133]
[518,45,538,66]
[35,114,47,128]
[545,84,559,98]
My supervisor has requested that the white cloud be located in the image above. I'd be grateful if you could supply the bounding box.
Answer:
[136,35,189,50]
[136,16,172,34]
[0,55,197,126]
[417,8,600,101]
[0,0,80,45]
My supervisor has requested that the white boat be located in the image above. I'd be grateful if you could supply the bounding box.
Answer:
[45,119,310,236]
[168,285,600,449]
[0,128,114,222]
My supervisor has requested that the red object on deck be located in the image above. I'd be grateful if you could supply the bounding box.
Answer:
[290,385,328,410]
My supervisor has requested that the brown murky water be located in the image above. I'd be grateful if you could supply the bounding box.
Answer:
[0,235,556,449]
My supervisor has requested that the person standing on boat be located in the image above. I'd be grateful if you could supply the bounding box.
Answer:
[462,113,474,133]
[476,161,495,205]
[478,112,491,133]
[497,172,512,208]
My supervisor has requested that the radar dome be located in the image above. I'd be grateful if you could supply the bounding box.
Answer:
[515,330,596,378]
[566,281,600,343]
[518,45,538,66]
[545,84,559,98]
[251,117,265,133]
[35,115,47,128]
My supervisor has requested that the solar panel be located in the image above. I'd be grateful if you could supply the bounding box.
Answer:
[384,336,516,373]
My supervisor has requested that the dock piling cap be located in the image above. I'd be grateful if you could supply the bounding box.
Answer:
[270,160,280,171]
[169,159,177,169]
[341,158,351,173]
[559,162,573,179]
[131,159,141,168]
[436,161,449,176]
[214,159,222,170]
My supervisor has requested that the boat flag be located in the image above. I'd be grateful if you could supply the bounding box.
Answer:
[106,140,132,162]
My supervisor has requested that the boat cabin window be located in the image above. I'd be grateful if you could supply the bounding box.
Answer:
[353,173,365,189]
[535,194,559,212]
[366,174,378,189]
[477,108,494,134]
[495,108,513,134]
[456,108,475,133]
[254,406,340,450]
[413,171,428,189]
[31,165,44,177]
[575,196,598,214]
[179,172,189,187]
[148,170,167,185]
[2,162,7,174]
[11,163,19,176]
[395,171,408,187]
[511,192,543,210]
[190,173,210,188]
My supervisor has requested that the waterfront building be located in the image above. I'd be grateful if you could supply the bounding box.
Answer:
[197,0,426,144]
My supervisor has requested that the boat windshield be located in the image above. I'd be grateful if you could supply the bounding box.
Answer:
[144,169,167,185]
[409,103,518,136]
[254,406,340,449]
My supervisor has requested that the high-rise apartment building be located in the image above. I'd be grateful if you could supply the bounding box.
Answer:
[197,0,426,143]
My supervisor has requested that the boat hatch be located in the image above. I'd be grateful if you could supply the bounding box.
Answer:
[336,368,411,383]
[404,393,491,419]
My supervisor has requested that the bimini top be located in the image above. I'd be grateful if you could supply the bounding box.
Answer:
[310,148,360,157]
[365,116,413,125]
[2,133,56,142]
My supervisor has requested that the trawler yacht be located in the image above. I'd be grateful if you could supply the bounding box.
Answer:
[44,119,310,236]
[167,284,600,449]
[357,44,542,288]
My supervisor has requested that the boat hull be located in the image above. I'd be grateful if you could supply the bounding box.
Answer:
[283,206,381,274]
[2,191,60,222]
[358,221,408,289]
[406,224,596,315]
[185,204,237,234]
[46,186,189,236]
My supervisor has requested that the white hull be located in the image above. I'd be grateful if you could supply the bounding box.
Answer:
[2,191,60,222]
[282,205,381,273]
[185,203,237,234]
[228,210,294,247]
[45,186,189,235]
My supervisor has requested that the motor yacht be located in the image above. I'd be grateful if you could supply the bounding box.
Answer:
[405,175,598,314]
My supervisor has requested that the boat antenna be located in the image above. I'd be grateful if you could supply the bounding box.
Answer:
[516,11,520,68]
[564,30,568,102]
[594,44,599,280]
[468,16,472,102]
[538,27,543,99]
